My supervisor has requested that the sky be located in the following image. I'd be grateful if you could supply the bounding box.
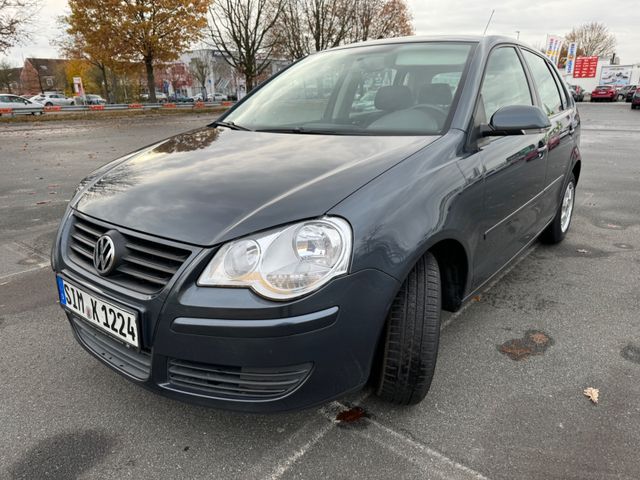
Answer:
[5,0,640,66]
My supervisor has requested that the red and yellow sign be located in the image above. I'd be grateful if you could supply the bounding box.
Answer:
[573,57,598,78]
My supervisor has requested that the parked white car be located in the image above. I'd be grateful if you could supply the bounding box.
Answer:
[140,91,167,102]
[29,93,74,107]
[208,93,228,102]
[0,94,44,115]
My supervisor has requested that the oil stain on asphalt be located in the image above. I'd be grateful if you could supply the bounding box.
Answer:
[498,330,554,361]
[621,344,640,365]
[335,405,368,426]
[9,429,116,480]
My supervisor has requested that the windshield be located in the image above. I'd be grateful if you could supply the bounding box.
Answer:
[225,42,474,136]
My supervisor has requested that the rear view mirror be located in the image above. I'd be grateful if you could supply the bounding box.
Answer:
[482,105,551,136]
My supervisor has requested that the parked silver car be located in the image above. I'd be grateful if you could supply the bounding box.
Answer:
[0,94,44,115]
[74,94,107,105]
[29,93,75,107]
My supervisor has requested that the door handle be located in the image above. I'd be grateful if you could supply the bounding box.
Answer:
[537,144,548,158]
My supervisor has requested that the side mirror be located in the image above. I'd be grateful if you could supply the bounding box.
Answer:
[481,105,551,137]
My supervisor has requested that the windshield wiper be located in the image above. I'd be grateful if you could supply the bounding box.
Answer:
[254,127,368,135]
[255,127,304,134]
[212,120,251,131]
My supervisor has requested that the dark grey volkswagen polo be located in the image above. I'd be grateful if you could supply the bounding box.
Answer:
[52,36,581,412]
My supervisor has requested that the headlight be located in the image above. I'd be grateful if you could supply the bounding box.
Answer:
[198,217,352,300]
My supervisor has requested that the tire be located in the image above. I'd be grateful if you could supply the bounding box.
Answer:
[45,102,53,107]
[376,252,441,405]
[541,174,576,244]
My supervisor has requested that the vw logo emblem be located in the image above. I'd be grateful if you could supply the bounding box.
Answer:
[94,235,116,275]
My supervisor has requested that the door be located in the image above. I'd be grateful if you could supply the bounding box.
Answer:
[472,46,549,287]
[521,49,576,219]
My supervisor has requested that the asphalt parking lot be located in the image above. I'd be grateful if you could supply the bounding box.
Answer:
[1,103,639,480]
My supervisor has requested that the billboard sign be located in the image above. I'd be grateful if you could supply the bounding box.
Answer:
[573,56,598,78]
[599,65,632,86]
[545,35,563,66]
[565,42,578,75]
[72,76,84,96]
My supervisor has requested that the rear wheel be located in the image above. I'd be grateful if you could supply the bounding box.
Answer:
[45,102,53,107]
[541,174,576,244]
[376,252,441,405]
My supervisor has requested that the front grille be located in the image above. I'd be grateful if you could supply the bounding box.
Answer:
[67,214,192,294]
[72,317,151,380]
[168,359,312,401]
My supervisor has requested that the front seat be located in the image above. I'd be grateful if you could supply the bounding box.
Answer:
[374,85,413,112]
[369,85,439,132]
[418,83,453,107]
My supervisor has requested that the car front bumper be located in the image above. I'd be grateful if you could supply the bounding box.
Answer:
[52,211,399,412]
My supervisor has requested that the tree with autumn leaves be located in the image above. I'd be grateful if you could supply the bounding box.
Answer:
[62,0,414,100]
[64,0,209,102]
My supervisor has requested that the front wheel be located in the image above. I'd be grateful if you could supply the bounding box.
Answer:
[541,174,576,244]
[375,252,441,405]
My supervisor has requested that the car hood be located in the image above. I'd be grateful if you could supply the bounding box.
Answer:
[75,127,438,246]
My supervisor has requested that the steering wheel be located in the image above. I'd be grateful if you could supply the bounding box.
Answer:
[411,104,448,128]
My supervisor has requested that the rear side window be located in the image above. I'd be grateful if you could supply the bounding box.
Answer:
[522,50,563,116]
[480,47,532,122]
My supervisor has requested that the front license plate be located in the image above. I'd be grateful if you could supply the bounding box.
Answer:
[57,276,139,348]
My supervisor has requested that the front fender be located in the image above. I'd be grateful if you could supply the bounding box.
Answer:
[330,131,476,287]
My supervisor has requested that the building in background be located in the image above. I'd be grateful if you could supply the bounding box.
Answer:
[20,58,69,95]
[179,49,289,100]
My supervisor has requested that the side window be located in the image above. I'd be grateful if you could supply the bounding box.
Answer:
[551,69,569,108]
[522,50,563,116]
[480,47,532,122]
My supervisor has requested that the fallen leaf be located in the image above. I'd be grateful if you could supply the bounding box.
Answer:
[576,249,589,254]
[583,387,599,404]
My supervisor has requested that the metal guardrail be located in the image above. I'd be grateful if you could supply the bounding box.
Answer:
[0,101,233,117]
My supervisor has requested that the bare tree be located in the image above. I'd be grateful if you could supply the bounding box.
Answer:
[208,0,284,91]
[273,0,414,61]
[565,22,616,58]
[302,0,357,52]
[189,50,211,98]
[0,58,17,92]
[361,0,413,41]
[270,0,308,60]
[0,0,40,53]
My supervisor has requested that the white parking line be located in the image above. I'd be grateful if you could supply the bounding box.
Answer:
[260,247,540,478]
[359,415,491,480]
[264,393,371,480]
[0,263,49,282]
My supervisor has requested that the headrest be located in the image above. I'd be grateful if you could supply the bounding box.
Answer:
[374,85,413,111]
[418,83,453,106]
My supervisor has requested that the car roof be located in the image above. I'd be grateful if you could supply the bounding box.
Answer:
[326,35,532,52]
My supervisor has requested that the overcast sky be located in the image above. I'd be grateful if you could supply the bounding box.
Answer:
[6,0,640,66]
